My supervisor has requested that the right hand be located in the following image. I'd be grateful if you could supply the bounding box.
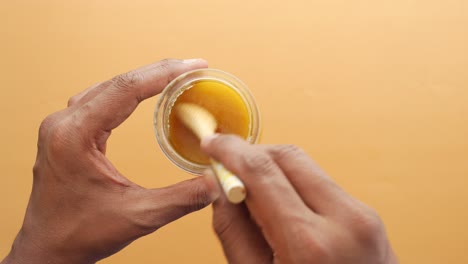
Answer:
[201,135,398,264]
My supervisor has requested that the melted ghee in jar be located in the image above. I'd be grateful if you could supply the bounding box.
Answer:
[169,80,250,164]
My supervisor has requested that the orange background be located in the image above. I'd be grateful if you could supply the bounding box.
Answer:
[1,1,467,263]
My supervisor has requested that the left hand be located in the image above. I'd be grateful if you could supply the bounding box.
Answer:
[2,59,219,264]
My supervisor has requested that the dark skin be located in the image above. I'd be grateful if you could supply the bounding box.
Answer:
[1,58,398,263]
[1,59,219,264]
[203,136,399,264]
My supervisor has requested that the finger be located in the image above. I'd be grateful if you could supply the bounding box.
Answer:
[201,134,318,243]
[208,168,273,263]
[263,145,350,216]
[141,174,218,229]
[74,58,207,136]
[68,59,197,108]
[67,82,103,107]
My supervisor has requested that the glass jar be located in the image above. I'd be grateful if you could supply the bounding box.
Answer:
[154,68,261,175]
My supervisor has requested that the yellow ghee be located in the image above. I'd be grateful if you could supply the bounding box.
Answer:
[169,80,250,164]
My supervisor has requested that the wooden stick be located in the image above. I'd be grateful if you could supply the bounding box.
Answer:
[174,103,246,204]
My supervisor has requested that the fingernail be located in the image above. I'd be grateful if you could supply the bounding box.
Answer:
[182,58,203,64]
[201,133,220,148]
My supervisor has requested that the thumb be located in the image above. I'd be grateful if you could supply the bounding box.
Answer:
[141,175,220,229]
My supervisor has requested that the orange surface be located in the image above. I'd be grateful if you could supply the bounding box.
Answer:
[170,80,250,164]
[1,1,467,263]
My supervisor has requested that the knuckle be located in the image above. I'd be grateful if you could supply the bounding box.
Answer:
[275,144,305,158]
[112,71,142,91]
[186,183,211,213]
[32,159,44,179]
[204,134,243,155]
[291,229,331,262]
[47,124,68,151]
[209,134,239,148]
[272,144,310,162]
[47,119,77,154]
[38,114,59,140]
[157,58,179,86]
[159,58,173,68]
[240,151,277,176]
[349,205,384,245]
[67,95,79,107]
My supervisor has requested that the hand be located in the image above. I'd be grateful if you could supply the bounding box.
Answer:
[2,59,219,264]
[202,135,398,264]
